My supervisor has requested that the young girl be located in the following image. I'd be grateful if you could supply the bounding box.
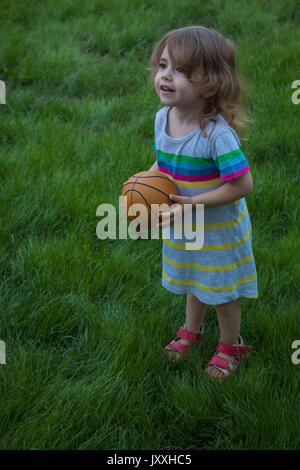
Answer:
[148,26,258,380]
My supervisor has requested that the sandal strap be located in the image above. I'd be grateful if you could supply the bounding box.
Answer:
[207,355,236,377]
[216,339,251,357]
[177,326,203,343]
[207,355,229,369]
[166,341,189,355]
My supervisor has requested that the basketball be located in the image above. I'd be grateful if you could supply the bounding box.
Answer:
[121,171,178,226]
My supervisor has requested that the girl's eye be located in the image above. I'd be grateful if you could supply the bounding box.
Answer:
[176,66,184,73]
[159,63,166,68]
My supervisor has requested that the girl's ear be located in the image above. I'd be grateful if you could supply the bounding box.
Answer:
[203,89,215,98]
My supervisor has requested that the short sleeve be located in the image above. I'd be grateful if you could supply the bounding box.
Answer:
[154,111,159,159]
[212,130,250,182]
[154,107,166,160]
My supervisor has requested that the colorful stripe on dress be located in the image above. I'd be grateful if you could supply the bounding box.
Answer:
[154,146,250,187]
[215,148,250,182]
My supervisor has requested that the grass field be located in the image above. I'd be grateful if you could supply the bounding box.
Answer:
[0,0,299,450]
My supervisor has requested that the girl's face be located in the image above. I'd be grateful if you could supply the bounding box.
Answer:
[154,46,203,111]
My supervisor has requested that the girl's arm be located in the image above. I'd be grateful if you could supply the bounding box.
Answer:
[148,160,159,172]
[158,171,253,229]
[192,171,253,208]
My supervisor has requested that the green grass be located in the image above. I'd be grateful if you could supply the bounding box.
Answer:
[0,0,299,450]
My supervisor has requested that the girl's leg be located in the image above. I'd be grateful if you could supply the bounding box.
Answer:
[166,293,206,360]
[185,293,206,332]
[205,298,241,379]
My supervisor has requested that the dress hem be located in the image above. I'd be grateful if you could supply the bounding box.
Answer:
[162,278,258,305]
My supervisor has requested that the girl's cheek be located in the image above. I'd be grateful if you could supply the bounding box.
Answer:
[154,76,160,92]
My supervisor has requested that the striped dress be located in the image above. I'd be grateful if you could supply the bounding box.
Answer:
[154,106,258,305]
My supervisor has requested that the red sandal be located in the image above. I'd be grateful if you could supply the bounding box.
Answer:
[165,324,204,359]
[205,335,251,379]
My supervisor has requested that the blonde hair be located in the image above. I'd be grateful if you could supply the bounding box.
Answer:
[150,26,248,138]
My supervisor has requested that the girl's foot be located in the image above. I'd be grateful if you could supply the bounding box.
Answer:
[165,337,193,361]
[204,336,251,380]
[165,325,204,362]
[204,351,237,380]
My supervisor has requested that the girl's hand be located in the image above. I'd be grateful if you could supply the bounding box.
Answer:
[156,194,195,229]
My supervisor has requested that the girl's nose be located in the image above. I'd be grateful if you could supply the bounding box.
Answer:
[162,67,172,80]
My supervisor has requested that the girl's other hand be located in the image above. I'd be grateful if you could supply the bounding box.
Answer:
[156,194,195,228]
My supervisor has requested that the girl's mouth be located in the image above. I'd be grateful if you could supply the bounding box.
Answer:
[160,85,174,94]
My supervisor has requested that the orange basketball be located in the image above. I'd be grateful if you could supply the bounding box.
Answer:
[121,171,178,226]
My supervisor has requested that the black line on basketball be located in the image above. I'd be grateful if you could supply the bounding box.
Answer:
[134,174,172,182]
[122,189,166,220]
[122,181,172,199]
[131,175,138,211]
